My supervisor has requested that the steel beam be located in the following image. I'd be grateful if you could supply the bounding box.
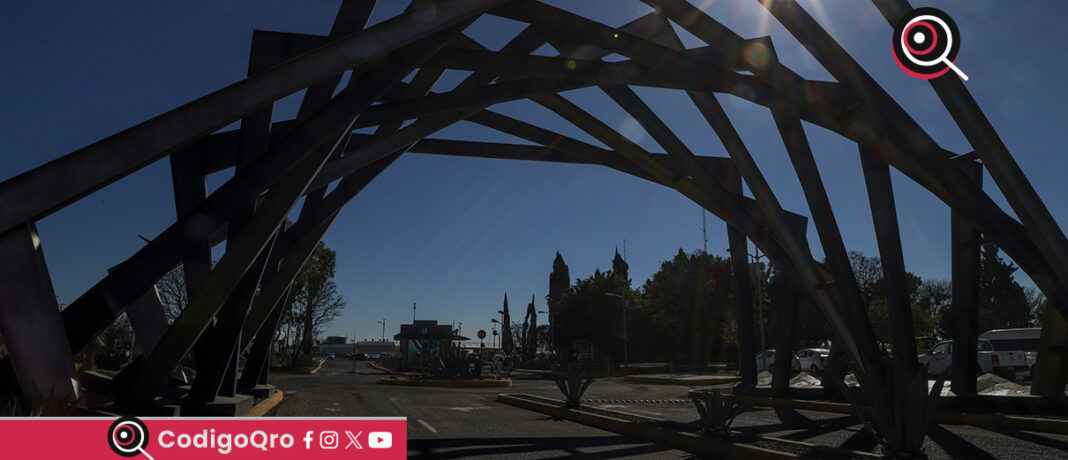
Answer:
[0,0,512,234]
[768,255,812,427]
[858,145,917,374]
[239,26,551,352]
[188,27,283,404]
[503,4,883,390]
[873,0,1068,321]
[1033,304,1068,396]
[0,223,79,402]
[771,106,874,363]
[116,27,464,405]
[190,0,377,405]
[123,285,170,357]
[726,168,758,387]
[756,0,1068,322]
[950,160,982,400]
[170,144,212,310]
[59,27,459,358]
[236,286,289,393]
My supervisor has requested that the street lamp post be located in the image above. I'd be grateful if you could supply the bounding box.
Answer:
[490,319,499,349]
[605,292,629,368]
[377,319,386,342]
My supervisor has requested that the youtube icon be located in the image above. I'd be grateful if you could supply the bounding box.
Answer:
[369,432,392,449]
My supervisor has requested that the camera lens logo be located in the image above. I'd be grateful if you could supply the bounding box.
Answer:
[891,7,968,81]
[320,431,339,449]
[108,417,155,460]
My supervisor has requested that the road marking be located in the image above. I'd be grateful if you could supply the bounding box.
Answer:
[449,406,490,412]
[417,419,437,434]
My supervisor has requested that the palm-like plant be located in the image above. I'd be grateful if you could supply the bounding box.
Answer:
[551,347,596,408]
[828,359,946,459]
[691,389,744,438]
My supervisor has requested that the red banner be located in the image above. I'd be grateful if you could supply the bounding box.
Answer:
[0,417,406,459]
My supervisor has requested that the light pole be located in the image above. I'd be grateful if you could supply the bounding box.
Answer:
[605,292,629,367]
[377,319,386,342]
[412,302,416,322]
[490,319,499,349]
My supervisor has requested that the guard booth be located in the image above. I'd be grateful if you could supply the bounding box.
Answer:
[394,320,467,371]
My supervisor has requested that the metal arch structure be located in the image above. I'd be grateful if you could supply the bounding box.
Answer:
[0,0,1065,450]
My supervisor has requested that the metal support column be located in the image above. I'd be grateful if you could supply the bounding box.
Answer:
[124,285,170,357]
[0,222,79,402]
[859,146,917,374]
[1032,304,1068,396]
[726,157,757,386]
[951,160,982,399]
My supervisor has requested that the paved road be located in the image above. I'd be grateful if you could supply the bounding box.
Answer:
[268,360,1067,459]
[268,360,687,458]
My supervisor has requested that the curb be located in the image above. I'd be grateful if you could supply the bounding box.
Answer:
[299,359,326,375]
[379,378,512,388]
[367,361,395,374]
[624,375,741,386]
[241,391,284,417]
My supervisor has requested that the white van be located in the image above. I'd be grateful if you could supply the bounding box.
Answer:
[979,328,1041,377]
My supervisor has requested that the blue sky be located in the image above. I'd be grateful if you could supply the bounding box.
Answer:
[1,1,1065,343]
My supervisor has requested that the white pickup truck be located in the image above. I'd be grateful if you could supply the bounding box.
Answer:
[917,339,1027,379]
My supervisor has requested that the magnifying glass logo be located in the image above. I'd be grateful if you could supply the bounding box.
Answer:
[107,417,155,460]
[892,8,968,81]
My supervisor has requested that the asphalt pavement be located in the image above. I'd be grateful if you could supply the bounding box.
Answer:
[267,360,1068,459]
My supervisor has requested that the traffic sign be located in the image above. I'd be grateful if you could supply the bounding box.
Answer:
[477,329,486,339]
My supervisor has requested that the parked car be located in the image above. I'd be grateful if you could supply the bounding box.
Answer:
[915,336,939,356]
[917,339,1027,379]
[979,328,1041,378]
[794,348,830,373]
[325,353,335,360]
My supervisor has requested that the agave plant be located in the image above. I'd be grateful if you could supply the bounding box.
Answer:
[691,389,744,438]
[827,358,946,459]
[551,349,596,408]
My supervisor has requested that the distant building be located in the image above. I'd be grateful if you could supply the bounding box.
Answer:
[323,335,348,345]
[356,340,397,355]
[394,320,467,370]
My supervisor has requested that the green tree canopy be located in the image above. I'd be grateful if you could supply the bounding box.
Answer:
[641,249,733,366]
[282,241,346,368]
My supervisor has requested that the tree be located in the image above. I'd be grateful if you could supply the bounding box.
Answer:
[547,252,570,350]
[283,242,346,367]
[932,246,1041,335]
[156,265,188,323]
[520,294,538,364]
[501,293,514,354]
[847,251,926,344]
[641,249,733,367]
[612,248,629,282]
[547,250,636,365]
[913,279,951,338]
[510,320,526,360]
[74,315,135,372]
[557,268,632,362]
[977,245,1039,330]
